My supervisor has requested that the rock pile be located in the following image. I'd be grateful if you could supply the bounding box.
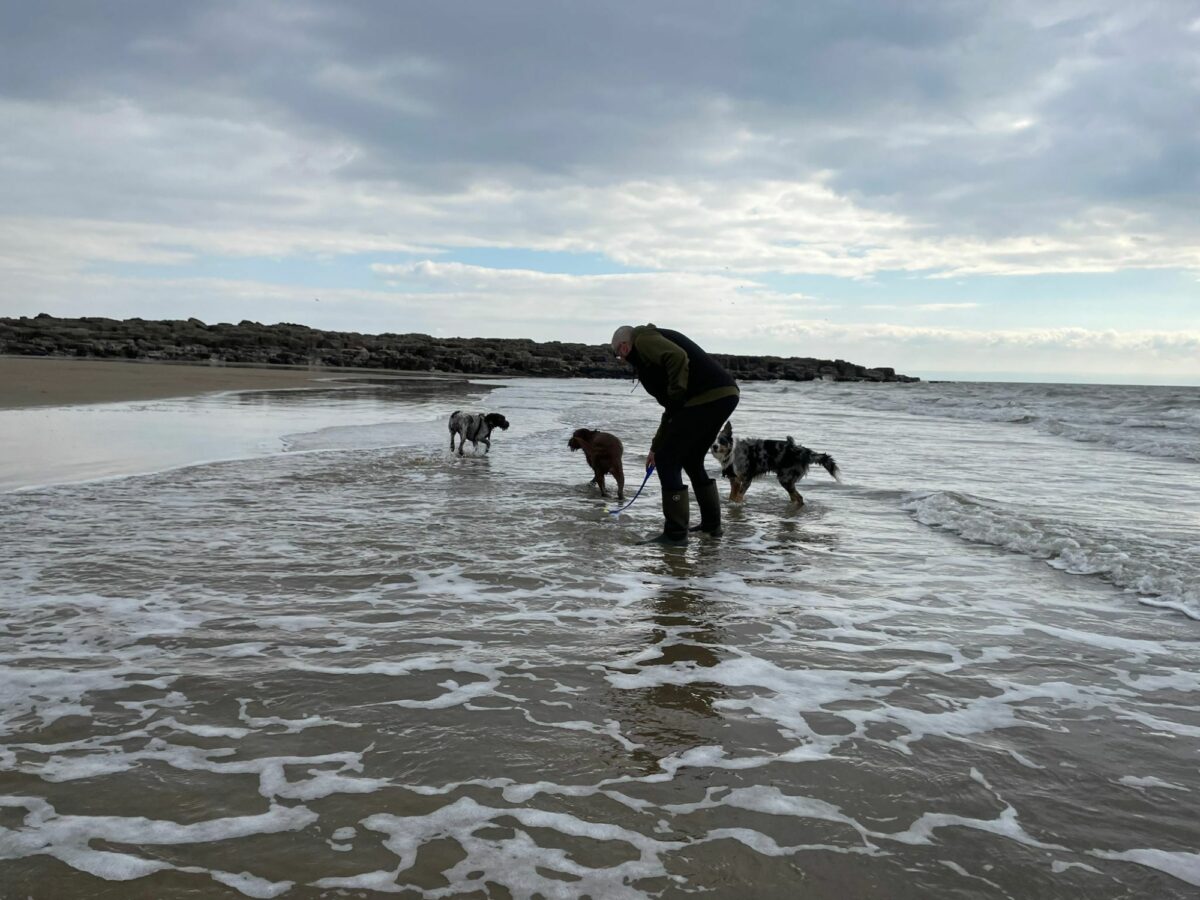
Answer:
[0,314,919,382]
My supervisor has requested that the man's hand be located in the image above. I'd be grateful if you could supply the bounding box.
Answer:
[645,450,655,470]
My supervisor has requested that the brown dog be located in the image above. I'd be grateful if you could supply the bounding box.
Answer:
[568,428,625,499]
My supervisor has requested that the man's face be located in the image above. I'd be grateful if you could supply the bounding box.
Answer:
[614,340,632,361]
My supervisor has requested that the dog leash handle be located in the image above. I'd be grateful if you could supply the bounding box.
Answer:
[609,464,654,516]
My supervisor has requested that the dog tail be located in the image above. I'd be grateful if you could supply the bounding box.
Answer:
[816,453,841,482]
[787,437,841,483]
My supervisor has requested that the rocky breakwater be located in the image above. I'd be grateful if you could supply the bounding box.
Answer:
[0,314,919,382]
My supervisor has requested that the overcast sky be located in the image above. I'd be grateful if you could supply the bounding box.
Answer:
[1,1,1198,381]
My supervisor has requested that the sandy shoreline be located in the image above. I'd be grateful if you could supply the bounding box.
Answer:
[0,356,452,409]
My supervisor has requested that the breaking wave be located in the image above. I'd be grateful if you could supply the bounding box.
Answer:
[903,490,1200,619]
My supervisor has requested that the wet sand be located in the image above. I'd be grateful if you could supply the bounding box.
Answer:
[0,356,420,409]
[2,377,1198,896]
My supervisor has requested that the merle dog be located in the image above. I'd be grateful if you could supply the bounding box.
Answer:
[448,410,510,456]
[711,421,840,504]
[567,428,625,499]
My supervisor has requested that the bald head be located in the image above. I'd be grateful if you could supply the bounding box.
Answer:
[611,325,634,360]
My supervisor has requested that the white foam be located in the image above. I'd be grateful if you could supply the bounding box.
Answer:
[237,699,360,734]
[292,653,506,711]
[1051,859,1103,875]
[0,794,314,895]
[312,868,408,892]
[877,803,1064,851]
[1108,709,1200,739]
[204,869,295,899]
[514,710,642,751]
[332,795,686,899]
[1118,775,1191,791]
[938,859,1008,892]
[154,718,251,739]
[0,660,175,734]
[664,785,877,849]
[1090,848,1200,887]
[904,490,1200,618]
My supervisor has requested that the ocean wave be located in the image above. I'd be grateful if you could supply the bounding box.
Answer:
[809,382,1200,463]
[902,491,1200,620]
[1038,417,1200,461]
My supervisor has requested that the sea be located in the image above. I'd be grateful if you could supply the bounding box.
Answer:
[1,375,1197,899]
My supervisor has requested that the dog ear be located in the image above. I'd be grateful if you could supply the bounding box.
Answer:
[721,421,733,436]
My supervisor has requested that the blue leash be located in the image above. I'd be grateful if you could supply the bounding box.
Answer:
[609,464,655,516]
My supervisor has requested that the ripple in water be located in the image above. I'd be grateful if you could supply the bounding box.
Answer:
[1,378,1198,897]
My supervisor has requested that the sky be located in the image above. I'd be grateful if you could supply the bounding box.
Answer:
[1,1,1198,383]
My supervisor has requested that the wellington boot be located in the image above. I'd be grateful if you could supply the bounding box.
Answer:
[688,480,723,536]
[640,487,689,546]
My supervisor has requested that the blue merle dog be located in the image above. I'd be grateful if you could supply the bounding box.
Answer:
[711,420,840,504]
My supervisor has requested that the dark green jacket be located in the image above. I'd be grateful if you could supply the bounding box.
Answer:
[628,324,739,451]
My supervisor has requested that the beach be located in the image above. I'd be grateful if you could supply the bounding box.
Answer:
[0,356,412,409]
[0,357,472,491]
[1,374,1198,897]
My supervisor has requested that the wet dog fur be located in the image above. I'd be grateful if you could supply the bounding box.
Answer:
[710,421,840,504]
[568,428,625,499]
[448,410,510,456]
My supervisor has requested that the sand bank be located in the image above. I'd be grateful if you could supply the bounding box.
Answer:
[0,356,422,409]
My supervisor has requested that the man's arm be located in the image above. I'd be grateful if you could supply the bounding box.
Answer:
[636,331,689,409]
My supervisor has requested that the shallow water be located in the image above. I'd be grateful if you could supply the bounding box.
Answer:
[1,377,1198,898]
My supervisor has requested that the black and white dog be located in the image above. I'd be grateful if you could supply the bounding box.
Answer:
[448,410,510,456]
[711,421,840,504]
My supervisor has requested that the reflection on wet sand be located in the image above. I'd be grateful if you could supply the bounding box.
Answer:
[608,548,728,773]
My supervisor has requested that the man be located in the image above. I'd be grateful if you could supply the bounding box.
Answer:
[611,324,739,544]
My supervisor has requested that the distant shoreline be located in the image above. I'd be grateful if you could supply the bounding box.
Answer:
[0,356,466,410]
[0,314,920,384]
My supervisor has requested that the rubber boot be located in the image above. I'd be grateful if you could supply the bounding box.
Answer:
[689,480,723,536]
[641,487,689,546]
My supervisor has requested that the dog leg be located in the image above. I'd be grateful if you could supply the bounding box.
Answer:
[595,469,607,497]
[483,438,491,455]
[614,463,625,500]
[729,477,746,502]
[782,479,804,505]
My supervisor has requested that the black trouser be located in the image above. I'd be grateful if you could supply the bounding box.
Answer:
[654,394,739,491]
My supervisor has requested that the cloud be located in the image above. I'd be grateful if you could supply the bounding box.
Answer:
[864,303,982,312]
[2,2,1198,264]
[0,0,1197,380]
[8,259,1196,379]
[761,319,1200,354]
[754,319,1200,378]
[369,260,834,332]
[5,173,1197,292]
